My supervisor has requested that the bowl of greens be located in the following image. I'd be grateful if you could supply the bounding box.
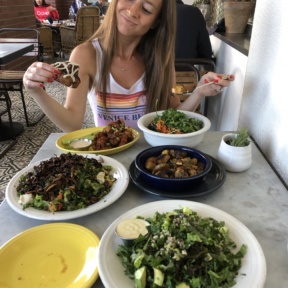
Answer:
[137,109,211,148]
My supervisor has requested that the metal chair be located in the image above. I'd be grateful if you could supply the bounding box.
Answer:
[60,6,100,57]
[0,28,45,127]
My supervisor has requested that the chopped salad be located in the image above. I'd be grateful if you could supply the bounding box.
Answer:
[117,207,247,288]
[148,109,204,134]
[17,153,116,212]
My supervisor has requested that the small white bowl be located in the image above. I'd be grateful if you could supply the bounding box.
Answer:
[69,138,92,151]
[115,218,149,246]
[137,110,211,148]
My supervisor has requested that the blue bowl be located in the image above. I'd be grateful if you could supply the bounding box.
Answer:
[134,145,212,191]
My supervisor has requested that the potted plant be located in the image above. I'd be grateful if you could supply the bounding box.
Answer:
[217,128,252,172]
[223,0,256,33]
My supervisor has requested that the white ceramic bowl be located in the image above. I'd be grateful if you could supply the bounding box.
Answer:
[137,110,211,148]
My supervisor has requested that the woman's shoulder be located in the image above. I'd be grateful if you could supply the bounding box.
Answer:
[76,41,96,54]
[71,42,96,66]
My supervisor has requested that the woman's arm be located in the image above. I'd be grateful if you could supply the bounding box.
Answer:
[170,72,234,111]
[23,42,97,132]
[48,6,59,20]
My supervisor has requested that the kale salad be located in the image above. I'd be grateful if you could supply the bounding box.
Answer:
[117,207,247,288]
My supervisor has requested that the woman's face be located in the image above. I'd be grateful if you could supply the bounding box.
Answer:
[116,0,163,37]
[36,0,43,6]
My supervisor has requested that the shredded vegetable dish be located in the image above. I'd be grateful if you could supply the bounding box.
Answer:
[148,109,204,134]
[117,207,247,288]
[16,153,116,212]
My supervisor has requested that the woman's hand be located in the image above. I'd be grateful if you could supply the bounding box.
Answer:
[23,62,60,90]
[176,71,235,112]
[196,72,235,96]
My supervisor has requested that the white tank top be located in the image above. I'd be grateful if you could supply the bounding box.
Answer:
[87,39,147,129]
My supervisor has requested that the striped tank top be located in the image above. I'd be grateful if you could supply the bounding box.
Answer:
[87,39,147,129]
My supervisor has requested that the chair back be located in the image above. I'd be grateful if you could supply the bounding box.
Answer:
[75,6,100,44]
[59,26,76,56]
[37,27,53,59]
[175,58,215,91]
[0,28,42,69]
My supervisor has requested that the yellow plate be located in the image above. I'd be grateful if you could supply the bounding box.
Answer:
[56,127,140,155]
[0,223,100,288]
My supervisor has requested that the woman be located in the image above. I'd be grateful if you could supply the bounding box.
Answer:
[34,0,59,25]
[24,0,234,132]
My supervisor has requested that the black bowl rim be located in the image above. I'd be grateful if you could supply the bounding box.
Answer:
[135,145,212,182]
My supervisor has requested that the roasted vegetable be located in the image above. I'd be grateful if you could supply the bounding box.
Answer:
[93,118,134,150]
[144,149,204,178]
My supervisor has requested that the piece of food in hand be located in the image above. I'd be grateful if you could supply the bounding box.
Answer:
[172,84,186,95]
[52,61,81,88]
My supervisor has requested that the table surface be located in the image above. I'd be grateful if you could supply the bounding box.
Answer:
[0,43,34,65]
[0,131,287,288]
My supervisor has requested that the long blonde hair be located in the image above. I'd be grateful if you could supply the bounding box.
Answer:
[87,0,176,112]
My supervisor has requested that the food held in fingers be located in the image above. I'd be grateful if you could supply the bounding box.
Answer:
[52,61,81,88]
[172,84,186,95]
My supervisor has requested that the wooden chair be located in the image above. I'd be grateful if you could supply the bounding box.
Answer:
[0,28,45,126]
[175,58,215,115]
[37,27,54,59]
[60,6,100,57]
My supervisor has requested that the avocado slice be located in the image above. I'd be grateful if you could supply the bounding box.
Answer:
[135,266,147,288]
[153,268,164,286]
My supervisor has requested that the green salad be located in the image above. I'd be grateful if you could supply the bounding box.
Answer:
[148,109,203,134]
[117,208,247,288]
[17,153,116,212]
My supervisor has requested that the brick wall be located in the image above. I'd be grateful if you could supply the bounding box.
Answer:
[0,0,36,29]
[0,0,71,69]
[0,0,72,29]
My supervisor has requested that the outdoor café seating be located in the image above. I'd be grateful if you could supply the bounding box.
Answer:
[60,6,100,58]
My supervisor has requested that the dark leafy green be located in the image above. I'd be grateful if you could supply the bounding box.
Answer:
[117,208,247,288]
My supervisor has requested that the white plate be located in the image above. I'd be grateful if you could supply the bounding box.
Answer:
[97,200,266,288]
[5,154,129,221]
